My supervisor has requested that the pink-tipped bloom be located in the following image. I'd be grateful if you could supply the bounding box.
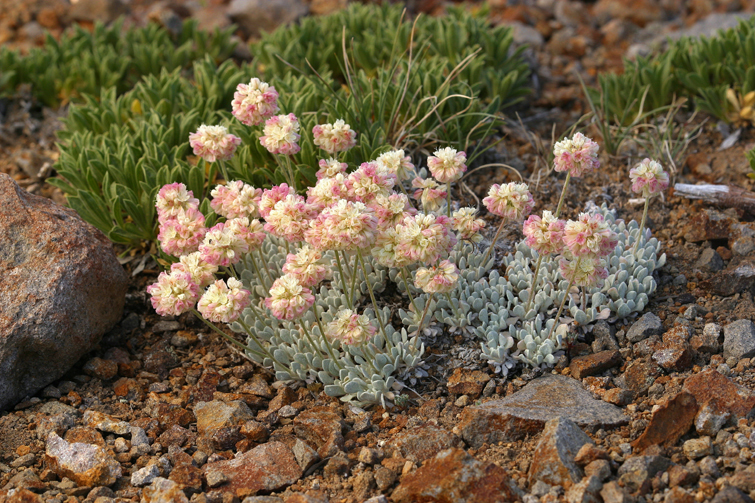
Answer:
[452,207,486,243]
[231,78,279,127]
[483,182,534,221]
[630,158,669,197]
[427,147,467,183]
[264,274,315,320]
[259,184,295,219]
[559,255,608,288]
[198,278,251,324]
[412,177,447,213]
[375,149,415,181]
[306,174,348,211]
[260,113,300,155]
[147,270,201,317]
[281,244,330,288]
[316,158,348,180]
[305,199,378,252]
[345,162,396,204]
[553,132,600,177]
[312,119,357,154]
[199,221,249,267]
[563,213,618,259]
[395,213,456,264]
[414,260,460,294]
[263,194,315,243]
[156,183,199,223]
[171,251,218,288]
[325,309,376,346]
[370,193,416,230]
[523,210,566,256]
[227,217,266,250]
[210,181,262,219]
[189,125,241,163]
[371,227,411,269]
[157,207,207,257]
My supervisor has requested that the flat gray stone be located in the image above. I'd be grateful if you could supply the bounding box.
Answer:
[626,313,663,343]
[723,320,755,360]
[528,417,593,488]
[458,374,628,448]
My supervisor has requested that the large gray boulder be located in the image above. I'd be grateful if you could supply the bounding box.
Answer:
[0,174,127,410]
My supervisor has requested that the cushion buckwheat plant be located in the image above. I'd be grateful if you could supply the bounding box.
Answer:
[147,75,668,406]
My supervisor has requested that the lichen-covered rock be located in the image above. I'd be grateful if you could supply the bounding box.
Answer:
[0,174,127,411]
[44,432,122,487]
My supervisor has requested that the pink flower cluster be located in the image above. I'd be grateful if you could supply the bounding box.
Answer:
[260,113,301,155]
[156,182,199,222]
[427,147,467,183]
[345,162,396,204]
[232,78,279,127]
[259,184,295,219]
[312,119,357,154]
[306,199,378,252]
[156,183,206,256]
[414,259,460,294]
[264,194,316,242]
[376,150,415,181]
[316,158,348,180]
[189,125,241,163]
[483,182,534,221]
[394,213,456,264]
[210,181,262,219]
[558,255,608,288]
[452,208,486,243]
[629,158,669,196]
[562,213,618,259]
[199,221,250,267]
[325,309,376,346]
[282,245,330,288]
[147,270,201,316]
[412,177,446,212]
[523,211,566,256]
[198,278,251,323]
[553,132,600,177]
[264,274,315,320]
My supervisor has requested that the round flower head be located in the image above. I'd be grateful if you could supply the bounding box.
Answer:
[264,274,314,320]
[523,210,566,256]
[189,125,242,163]
[553,132,600,177]
[263,194,315,242]
[371,227,411,269]
[312,119,357,154]
[171,251,218,287]
[395,213,456,264]
[199,221,249,267]
[305,199,378,251]
[370,193,416,230]
[427,147,467,183]
[281,244,330,288]
[232,78,279,127]
[414,259,460,294]
[157,207,207,257]
[316,158,348,180]
[147,270,200,316]
[156,183,199,223]
[452,207,486,243]
[483,182,534,221]
[559,255,608,288]
[412,177,447,213]
[198,278,251,324]
[325,309,376,346]
[563,212,618,258]
[630,158,669,197]
[210,181,262,219]
[259,184,295,219]
[375,149,415,181]
[260,113,300,155]
[345,162,396,204]
[227,217,267,250]
[306,174,348,211]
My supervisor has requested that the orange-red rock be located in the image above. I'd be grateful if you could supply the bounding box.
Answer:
[632,392,698,452]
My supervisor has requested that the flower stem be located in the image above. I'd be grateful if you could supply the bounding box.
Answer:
[401,267,420,314]
[217,159,231,183]
[299,321,326,362]
[446,182,452,218]
[554,172,571,219]
[547,256,581,340]
[333,250,354,310]
[413,295,433,351]
[444,292,462,320]
[482,218,507,265]
[281,155,298,193]
[525,253,544,314]
[311,300,344,371]
[237,316,293,373]
[359,343,381,375]
[633,196,649,256]
[249,250,271,289]
[191,309,268,364]
[356,249,391,349]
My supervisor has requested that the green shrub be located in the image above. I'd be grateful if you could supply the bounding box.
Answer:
[0,19,236,107]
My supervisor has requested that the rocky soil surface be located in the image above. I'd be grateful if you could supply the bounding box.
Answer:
[3,1,755,503]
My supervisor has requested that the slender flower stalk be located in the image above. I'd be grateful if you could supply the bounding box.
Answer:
[482,182,534,264]
[310,300,344,371]
[547,257,581,340]
[356,249,391,348]
[634,199,650,256]
[401,267,419,314]
[525,254,544,313]
[299,321,326,362]
[554,172,571,219]
[482,219,507,265]
[333,250,353,310]
[630,159,669,255]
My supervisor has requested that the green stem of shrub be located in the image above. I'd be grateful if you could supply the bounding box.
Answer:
[548,256,581,340]
[525,253,544,314]
[554,173,571,219]
[633,196,649,256]
[356,249,391,349]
